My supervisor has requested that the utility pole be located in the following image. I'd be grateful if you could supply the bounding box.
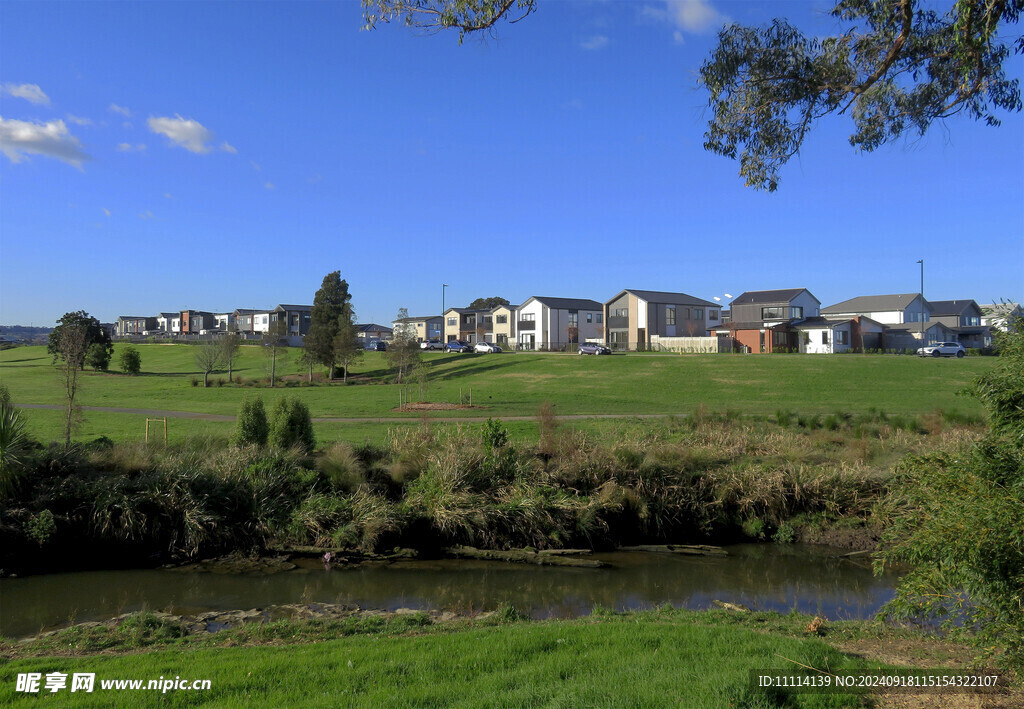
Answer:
[442,283,448,342]
[917,259,925,342]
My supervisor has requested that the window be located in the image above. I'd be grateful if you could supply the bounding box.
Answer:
[596,313,603,324]
[613,308,628,318]
[821,332,829,344]
[963,316,980,326]
[836,330,849,345]
[586,313,593,323]
[694,309,703,320]
[568,312,578,327]
[773,331,788,345]
[709,310,719,320]
[761,306,786,319]
[666,307,676,325]
[789,307,803,319]
[521,313,535,322]
[447,317,456,326]
[496,315,507,324]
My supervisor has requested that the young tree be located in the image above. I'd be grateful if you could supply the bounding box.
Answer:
[306,271,353,379]
[119,346,142,375]
[333,316,363,384]
[194,338,222,387]
[50,313,92,447]
[263,320,289,387]
[235,397,269,446]
[220,332,242,382]
[385,307,421,384]
[269,397,316,453]
[48,311,111,371]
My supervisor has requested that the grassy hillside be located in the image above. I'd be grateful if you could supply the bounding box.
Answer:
[1,344,994,445]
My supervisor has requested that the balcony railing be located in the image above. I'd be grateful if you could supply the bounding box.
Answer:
[517,321,535,331]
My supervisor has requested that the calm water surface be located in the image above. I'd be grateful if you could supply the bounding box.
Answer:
[0,545,895,638]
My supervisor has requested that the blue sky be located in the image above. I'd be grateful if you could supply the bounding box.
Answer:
[2,0,1022,327]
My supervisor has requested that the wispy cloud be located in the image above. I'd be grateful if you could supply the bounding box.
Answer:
[147,114,235,154]
[109,103,132,118]
[103,208,111,217]
[0,116,90,168]
[579,35,609,50]
[66,114,93,126]
[642,0,727,36]
[116,142,146,152]
[139,210,155,220]
[2,83,50,106]
[264,181,275,190]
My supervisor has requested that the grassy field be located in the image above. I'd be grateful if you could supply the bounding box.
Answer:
[0,608,890,708]
[1,343,994,445]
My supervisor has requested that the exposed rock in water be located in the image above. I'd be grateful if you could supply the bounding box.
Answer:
[444,546,607,568]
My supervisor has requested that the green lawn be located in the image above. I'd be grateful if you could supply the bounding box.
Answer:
[0,610,876,708]
[1,343,994,445]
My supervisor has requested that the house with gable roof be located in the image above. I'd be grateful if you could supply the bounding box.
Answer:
[929,299,990,348]
[515,296,603,351]
[822,293,935,350]
[712,288,821,353]
[604,289,720,351]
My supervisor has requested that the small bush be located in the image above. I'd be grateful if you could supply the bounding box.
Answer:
[119,346,141,375]
[85,343,111,371]
[190,377,200,387]
[318,442,365,492]
[269,397,316,453]
[235,397,269,446]
[215,378,225,388]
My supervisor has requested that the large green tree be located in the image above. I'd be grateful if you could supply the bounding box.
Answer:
[48,311,112,371]
[468,296,510,310]
[362,0,1022,191]
[306,271,354,380]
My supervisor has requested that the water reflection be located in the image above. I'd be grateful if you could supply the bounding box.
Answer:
[0,545,899,638]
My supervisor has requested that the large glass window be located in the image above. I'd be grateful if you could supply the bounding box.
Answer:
[761,306,786,319]
[613,308,628,318]
[694,309,703,319]
[447,317,456,326]
[521,313,535,322]
[496,315,507,324]
[666,307,676,325]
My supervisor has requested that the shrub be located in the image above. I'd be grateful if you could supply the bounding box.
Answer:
[269,397,315,453]
[235,397,269,446]
[190,377,200,387]
[85,342,111,370]
[0,386,31,497]
[317,442,365,492]
[119,346,141,375]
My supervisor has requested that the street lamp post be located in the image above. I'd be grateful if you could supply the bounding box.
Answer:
[442,284,448,342]
[917,260,924,343]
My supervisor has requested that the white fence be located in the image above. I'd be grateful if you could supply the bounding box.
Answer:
[648,336,719,353]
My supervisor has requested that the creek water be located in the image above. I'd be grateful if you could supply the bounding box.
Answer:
[0,544,897,639]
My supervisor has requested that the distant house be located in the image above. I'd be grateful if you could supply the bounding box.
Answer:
[391,315,443,343]
[604,289,719,351]
[929,300,990,348]
[490,304,517,348]
[443,308,492,344]
[516,296,603,351]
[156,312,179,333]
[273,304,313,337]
[793,316,886,354]
[823,293,934,348]
[356,323,393,342]
[214,312,236,332]
[180,310,216,334]
[233,308,273,334]
[980,302,1023,333]
[713,288,821,353]
[116,316,156,336]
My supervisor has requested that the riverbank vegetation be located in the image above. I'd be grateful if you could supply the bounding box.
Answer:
[2,606,969,708]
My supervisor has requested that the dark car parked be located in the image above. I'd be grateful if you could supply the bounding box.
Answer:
[578,343,611,355]
[445,340,473,353]
[365,340,387,351]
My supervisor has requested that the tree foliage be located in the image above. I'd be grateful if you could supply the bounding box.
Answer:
[0,385,31,500]
[700,0,1023,191]
[468,296,510,310]
[361,0,535,42]
[307,271,354,380]
[85,342,111,371]
[48,311,111,370]
[235,397,269,447]
[877,322,1024,670]
[385,308,421,385]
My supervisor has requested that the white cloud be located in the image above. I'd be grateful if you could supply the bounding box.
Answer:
[220,141,237,154]
[103,208,111,216]
[147,115,234,154]
[164,193,173,199]
[116,142,146,152]
[66,114,93,126]
[642,0,727,34]
[580,35,609,50]
[139,210,154,220]
[0,116,90,167]
[264,181,275,190]
[2,83,50,106]
[109,103,132,118]
[250,160,261,171]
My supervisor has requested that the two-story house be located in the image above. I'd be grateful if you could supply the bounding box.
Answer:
[929,300,989,348]
[822,293,949,349]
[490,304,517,348]
[272,304,313,337]
[233,308,273,334]
[515,297,603,351]
[713,288,820,353]
[115,316,156,336]
[443,308,492,343]
[604,289,719,351]
[392,315,443,343]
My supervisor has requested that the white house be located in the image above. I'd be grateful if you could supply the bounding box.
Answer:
[823,293,931,330]
[794,316,886,354]
[516,296,604,351]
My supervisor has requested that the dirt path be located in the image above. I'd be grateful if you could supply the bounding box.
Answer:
[17,403,688,424]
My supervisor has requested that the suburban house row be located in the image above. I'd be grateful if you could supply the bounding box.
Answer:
[114,291,1018,354]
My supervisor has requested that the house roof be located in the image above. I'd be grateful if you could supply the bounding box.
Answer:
[612,289,718,307]
[444,308,489,316]
[823,293,923,314]
[522,296,603,311]
[885,322,950,334]
[233,308,272,315]
[792,317,855,330]
[275,304,312,312]
[394,316,441,322]
[928,299,980,316]
[356,323,393,332]
[730,288,814,305]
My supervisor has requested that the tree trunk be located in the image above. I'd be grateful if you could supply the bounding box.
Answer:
[271,350,277,387]
[204,371,210,387]
[228,359,233,383]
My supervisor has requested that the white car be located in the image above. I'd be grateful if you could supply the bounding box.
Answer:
[474,341,502,354]
[917,341,966,358]
[420,340,444,350]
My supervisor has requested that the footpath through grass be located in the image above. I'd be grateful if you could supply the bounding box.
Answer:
[0,608,891,708]
[1,344,994,445]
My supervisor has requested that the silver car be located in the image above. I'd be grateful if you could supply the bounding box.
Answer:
[474,341,502,354]
[917,341,966,358]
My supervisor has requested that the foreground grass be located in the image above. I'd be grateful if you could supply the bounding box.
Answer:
[0,608,885,707]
